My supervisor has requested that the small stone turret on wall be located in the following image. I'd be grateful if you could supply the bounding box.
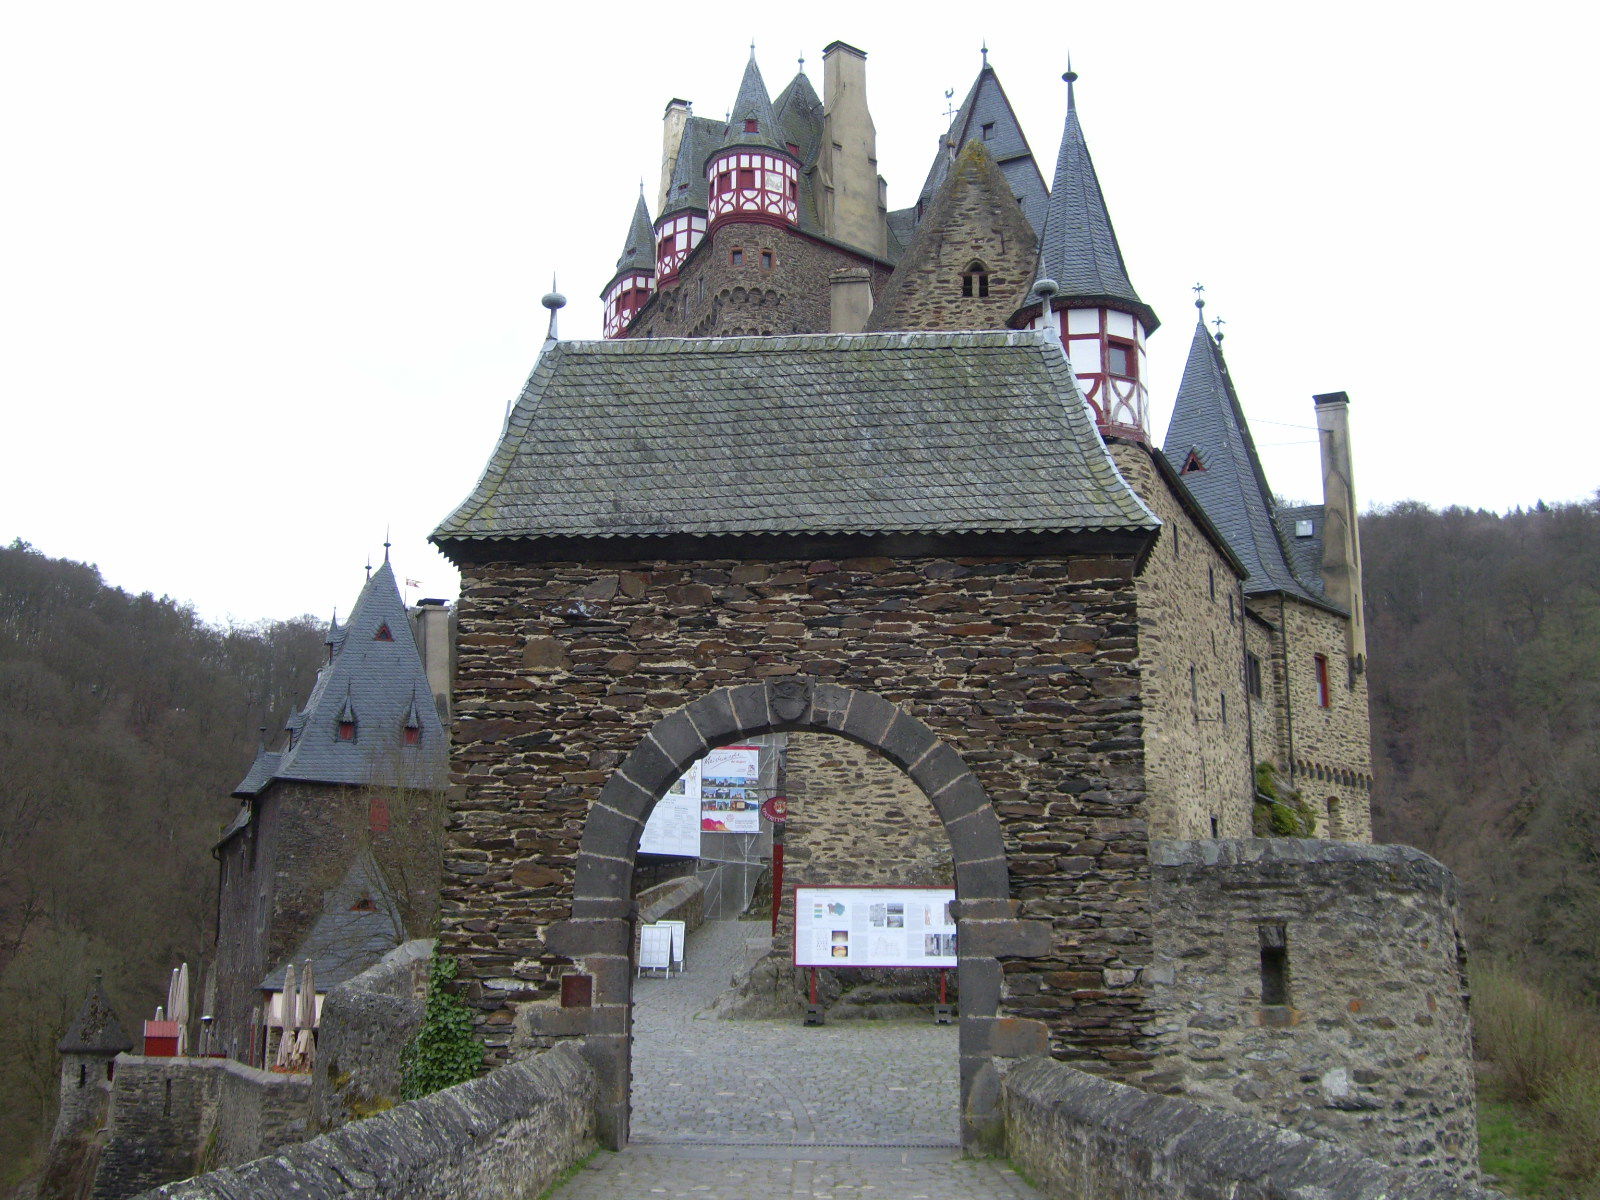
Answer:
[39,972,134,1200]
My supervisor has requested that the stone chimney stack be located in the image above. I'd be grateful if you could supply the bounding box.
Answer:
[658,99,691,214]
[818,42,887,258]
[829,267,874,333]
[1314,391,1367,665]
[409,599,455,721]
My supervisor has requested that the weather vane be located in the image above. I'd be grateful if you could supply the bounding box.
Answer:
[1212,315,1226,344]
[1192,282,1205,310]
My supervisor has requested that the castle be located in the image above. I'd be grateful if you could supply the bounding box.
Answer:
[46,41,1486,1200]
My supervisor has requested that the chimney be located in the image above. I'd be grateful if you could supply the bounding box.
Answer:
[829,268,873,333]
[409,599,454,721]
[818,42,887,258]
[1313,392,1367,665]
[659,99,691,214]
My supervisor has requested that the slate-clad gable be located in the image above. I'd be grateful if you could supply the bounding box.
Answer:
[258,853,404,991]
[432,331,1158,546]
[1277,504,1329,599]
[714,53,784,155]
[1162,321,1320,603]
[232,562,447,794]
[59,974,133,1054]
[918,64,1049,240]
[663,117,723,217]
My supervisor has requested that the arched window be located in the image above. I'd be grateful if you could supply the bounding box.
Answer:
[961,261,990,298]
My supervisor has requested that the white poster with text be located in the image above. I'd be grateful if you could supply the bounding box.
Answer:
[793,886,957,969]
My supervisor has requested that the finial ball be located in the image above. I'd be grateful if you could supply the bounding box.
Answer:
[1063,69,1078,84]
[1034,278,1059,299]
[542,291,567,311]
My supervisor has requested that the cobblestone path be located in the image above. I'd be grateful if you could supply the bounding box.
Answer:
[549,920,1044,1199]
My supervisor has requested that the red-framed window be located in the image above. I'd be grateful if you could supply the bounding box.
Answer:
[337,720,356,742]
[374,622,393,642]
[403,726,421,746]
[737,167,756,190]
[1106,336,1138,380]
[744,118,758,133]
[1314,654,1331,707]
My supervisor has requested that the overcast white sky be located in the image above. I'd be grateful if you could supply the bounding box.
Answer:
[3,3,1595,625]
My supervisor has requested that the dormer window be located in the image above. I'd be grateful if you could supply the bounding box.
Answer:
[981,122,994,140]
[404,725,421,746]
[1296,519,1315,538]
[374,622,393,641]
[351,894,377,912]
[337,720,356,742]
[1181,450,1205,474]
[961,261,990,299]
[744,118,758,134]
[786,142,800,157]
[1107,337,1138,380]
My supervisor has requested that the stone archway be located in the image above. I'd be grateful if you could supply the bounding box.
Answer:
[547,678,1043,1151]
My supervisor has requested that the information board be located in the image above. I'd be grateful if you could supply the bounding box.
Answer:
[700,745,762,833]
[793,886,957,969]
[638,761,702,857]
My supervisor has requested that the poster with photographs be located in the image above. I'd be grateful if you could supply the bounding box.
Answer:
[699,744,762,833]
[638,759,702,857]
[793,887,957,968]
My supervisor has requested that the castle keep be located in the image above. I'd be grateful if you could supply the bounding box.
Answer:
[427,42,1472,1175]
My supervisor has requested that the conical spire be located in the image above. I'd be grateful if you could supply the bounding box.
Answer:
[59,971,134,1055]
[714,50,784,155]
[1032,69,1156,330]
[613,192,656,276]
[1163,318,1313,599]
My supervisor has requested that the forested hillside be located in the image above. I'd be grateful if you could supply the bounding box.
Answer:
[1366,498,1600,993]
[0,541,325,1178]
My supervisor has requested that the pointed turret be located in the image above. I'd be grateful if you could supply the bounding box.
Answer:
[705,51,800,234]
[916,56,1049,239]
[655,112,720,284]
[59,972,133,1057]
[1013,69,1158,443]
[602,193,657,338]
[1162,317,1317,601]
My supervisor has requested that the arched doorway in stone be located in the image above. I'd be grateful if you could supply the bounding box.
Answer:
[546,679,1033,1152]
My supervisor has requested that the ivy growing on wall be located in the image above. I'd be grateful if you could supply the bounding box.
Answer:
[399,952,484,1100]
[1252,762,1317,837]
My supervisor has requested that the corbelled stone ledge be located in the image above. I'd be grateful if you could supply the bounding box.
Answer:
[138,1045,594,1200]
[1003,1056,1507,1199]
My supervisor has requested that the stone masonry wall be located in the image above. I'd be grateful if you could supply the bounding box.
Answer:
[1111,445,1253,839]
[137,1046,594,1200]
[89,1056,310,1200]
[1144,839,1475,1179]
[1243,613,1283,779]
[442,549,1154,1071]
[631,223,892,339]
[310,938,432,1132]
[1003,1056,1507,1200]
[1277,598,1373,841]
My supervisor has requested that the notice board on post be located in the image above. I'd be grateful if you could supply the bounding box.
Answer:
[793,886,957,969]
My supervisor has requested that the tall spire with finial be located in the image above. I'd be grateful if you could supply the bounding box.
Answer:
[602,193,658,337]
[542,278,566,349]
[706,48,799,234]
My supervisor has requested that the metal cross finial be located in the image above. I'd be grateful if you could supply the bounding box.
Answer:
[1212,315,1226,344]
[981,40,989,68]
[1193,282,1206,310]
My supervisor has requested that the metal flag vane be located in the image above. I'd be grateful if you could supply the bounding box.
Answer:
[1212,315,1227,344]
[943,87,956,123]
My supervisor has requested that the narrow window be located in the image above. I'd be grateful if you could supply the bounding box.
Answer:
[79,1063,87,1088]
[107,1061,116,1081]
[1106,337,1138,379]
[659,233,675,256]
[1173,527,1180,558]
[730,248,743,266]
[1220,692,1228,725]
[1314,654,1331,707]
[744,118,758,134]
[1189,664,1198,712]
[1209,816,1219,838]
[1326,797,1342,837]
[760,250,773,270]
[981,121,995,140]
[374,622,393,642]
[1229,594,1237,624]
[404,725,421,746]
[164,1078,173,1116]
[1259,924,1289,1005]
[337,720,356,742]
[960,261,989,299]
[1208,566,1216,600]
[1246,652,1263,699]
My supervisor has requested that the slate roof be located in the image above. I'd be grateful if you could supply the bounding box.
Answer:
[1029,76,1156,331]
[231,561,448,797]
[59,973,134,1054]
[1162,320,1320,602]
[714,52,784,155]
[662,116,723,217]
[433,331,1158,545]
[605,193,656,290]
[1277,504,1328,598]
[918,64,1049,240]
[773,70,824,164]
[259,854,404,992]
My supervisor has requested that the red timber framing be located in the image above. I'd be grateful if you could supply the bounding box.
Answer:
[655,212,707,283]
[1038,303,1151,443]
[603,271,656,339]
[707,150,799,231]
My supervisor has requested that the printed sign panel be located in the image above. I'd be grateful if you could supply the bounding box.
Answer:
[638,760,702,857]
[793,886,957,969]
[700,745,762,833]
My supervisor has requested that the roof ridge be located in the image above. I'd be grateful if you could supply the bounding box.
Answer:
[558,329,1055,353]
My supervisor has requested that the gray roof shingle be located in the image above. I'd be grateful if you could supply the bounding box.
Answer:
[1277,504,1328,599]
[713,52,784,156]
[919,64,1049,240]
[433,331,1159,545]
[662,116,722,217]
[1030,77,1155,330]
[232,561,447,795]
[259,853,404,992]
[605,192,656,289]
[59,973,134,1054]
[1162,321,1320,602]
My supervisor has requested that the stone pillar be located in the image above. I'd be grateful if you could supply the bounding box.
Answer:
[818,42,887,258]
[658,99,690,215]
[1313,391,1366,665]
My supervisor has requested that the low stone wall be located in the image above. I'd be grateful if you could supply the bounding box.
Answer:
[89,1057,310,1200]
[636,874,706,932]
[310,938,433,1131]
[137,1045,594,1200]
[1146,838,1477,1179]
[1003,1057,1506,1200]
